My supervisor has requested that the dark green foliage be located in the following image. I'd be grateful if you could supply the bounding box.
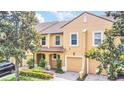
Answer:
[38,58,46,68]
[0,12,41,80]
[55,58,64,74]
[0,55,5,63]
[27,59,33,69]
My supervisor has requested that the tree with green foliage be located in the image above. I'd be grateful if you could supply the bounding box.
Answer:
[0,11,41,81]
[85,11,124,80]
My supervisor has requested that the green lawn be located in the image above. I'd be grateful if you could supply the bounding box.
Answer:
[0,74,44,81]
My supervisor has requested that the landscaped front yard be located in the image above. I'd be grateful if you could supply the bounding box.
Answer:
[0,67,54,81]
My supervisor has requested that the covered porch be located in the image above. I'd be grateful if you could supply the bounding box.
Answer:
[34,47,65,70]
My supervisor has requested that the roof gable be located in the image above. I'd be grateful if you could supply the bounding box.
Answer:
[61,12,114,28]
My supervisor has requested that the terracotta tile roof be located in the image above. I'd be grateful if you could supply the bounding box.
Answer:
[36,21,69,34]
[41,47,64,52]
[36,21,57,33]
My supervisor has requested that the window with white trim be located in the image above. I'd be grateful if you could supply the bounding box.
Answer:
[71,33,77,46]
[41,36,46,45]
[55,36,60,45]
[93,32,102,46]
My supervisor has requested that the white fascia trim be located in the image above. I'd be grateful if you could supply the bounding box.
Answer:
[69,32,78,47]
[92,31,104,47]
[64,55,84,72]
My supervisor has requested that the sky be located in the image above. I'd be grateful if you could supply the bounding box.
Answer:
[36,11,105,23]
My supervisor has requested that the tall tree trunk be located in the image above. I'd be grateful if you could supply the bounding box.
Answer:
[33,53,35,68]
[15,58,19,81]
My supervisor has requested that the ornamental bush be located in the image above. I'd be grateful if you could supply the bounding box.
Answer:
[19,69,53,80]
[38,58,46,68]
[55,58,64,74]
[27,58,33,69]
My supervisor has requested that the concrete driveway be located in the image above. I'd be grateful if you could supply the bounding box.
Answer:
[85,74,108,81]
[52,72,79,81]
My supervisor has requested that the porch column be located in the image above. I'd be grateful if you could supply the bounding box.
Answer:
[45,53,51,70]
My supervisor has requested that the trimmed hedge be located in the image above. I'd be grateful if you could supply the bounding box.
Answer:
[20,69,53,80]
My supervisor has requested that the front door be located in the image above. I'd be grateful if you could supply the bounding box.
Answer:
[50,54,60,69]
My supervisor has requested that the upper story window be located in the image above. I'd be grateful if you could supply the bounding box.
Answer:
[41,36,46,45]
[93,32,103,46]
[70,33,78,46]
[55,36,60,45]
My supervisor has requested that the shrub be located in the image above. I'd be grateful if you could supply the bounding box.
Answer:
[27,58,33,69]
[38,58,46,68]
[32,67,43,72]
[77,74,87,81]
[55,58,64,74]
[32,67,54,75]
[20,69,53,80]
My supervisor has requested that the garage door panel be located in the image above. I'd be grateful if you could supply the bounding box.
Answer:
[67,57,82,72]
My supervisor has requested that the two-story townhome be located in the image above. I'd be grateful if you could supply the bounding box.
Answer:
[35,12,113,75]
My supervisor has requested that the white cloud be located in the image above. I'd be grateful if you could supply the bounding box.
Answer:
[36,13,45,23]
[51,11,77,21]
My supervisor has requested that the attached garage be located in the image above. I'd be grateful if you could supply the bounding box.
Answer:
[66,57,83,72]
